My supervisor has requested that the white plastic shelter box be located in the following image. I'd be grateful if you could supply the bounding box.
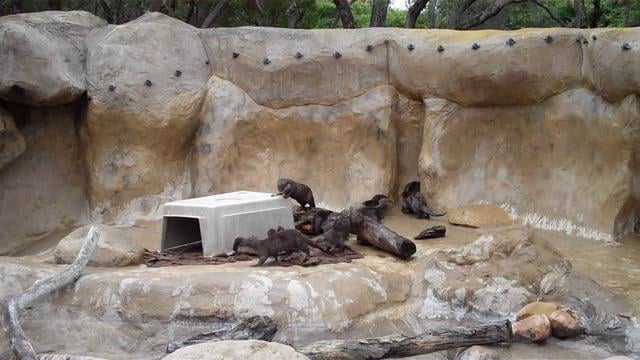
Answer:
[161,191,294,256]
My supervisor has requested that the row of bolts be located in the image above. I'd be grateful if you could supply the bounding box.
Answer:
[109,36,633,90]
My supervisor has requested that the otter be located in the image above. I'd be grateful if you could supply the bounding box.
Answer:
[273,178,316,208]
[361,194,393,221]
[314,214,352,253]
[401,181,446,219]
[233,229,327,266]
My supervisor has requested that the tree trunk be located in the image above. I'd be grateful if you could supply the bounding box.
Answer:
[426,0,437,28]
[48,0,63,10]
[99,0,112,23]
[1,227,99,360]
[404,0,429,28]
[287,0,300,28]
[296,320,513,360]
[623,0,632,26]
[201,0,231,27]
[185,1,197,24]
[369,0,389,27]
[11,0,23,13]
[588,0,601,27]
[574,0,585,28]
[333,0,357,28]
[166,316,278,353]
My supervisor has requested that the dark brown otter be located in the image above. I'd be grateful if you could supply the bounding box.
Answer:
[233,229,327,266]
[361,194,393,221]
[400,181,446,219]
[274,178,316,208]
[314,214,352,253]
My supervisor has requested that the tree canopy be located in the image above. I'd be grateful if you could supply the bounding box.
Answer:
[1,0,639,29]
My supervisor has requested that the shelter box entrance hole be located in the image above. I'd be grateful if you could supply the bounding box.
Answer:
[160,191,294,256]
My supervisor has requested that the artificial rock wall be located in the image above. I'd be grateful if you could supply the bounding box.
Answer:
[1,10,639,252]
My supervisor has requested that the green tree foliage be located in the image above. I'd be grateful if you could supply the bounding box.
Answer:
[1,0,638,28]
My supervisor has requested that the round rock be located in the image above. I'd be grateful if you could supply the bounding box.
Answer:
[549,308,581,339]
[162,340,310,360]
[516,301,560,321]
[449,204,513,228]
[513,314,551,343]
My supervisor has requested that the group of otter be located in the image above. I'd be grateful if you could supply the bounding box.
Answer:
[232,178,446,266]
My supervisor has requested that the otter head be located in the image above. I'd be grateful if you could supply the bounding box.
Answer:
[233,237,246,252]
[277,178,291,192]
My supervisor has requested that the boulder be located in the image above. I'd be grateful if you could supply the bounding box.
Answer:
[548,308,581,339]
[419,226,568,321]
[0,11,106,105]
[192,77,398,210]
[512,314,551,343]
[54,225,144,267]
[162,340,310,360]
[420,89,640,242]
[539,270,636,339]
[84,12,209,221]
[455,346,499,360]
[515,301,560,321]
[448,204,513,228]
[0,106,25,170]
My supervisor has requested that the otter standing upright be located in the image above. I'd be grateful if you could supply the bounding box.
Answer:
[274,178,316,208]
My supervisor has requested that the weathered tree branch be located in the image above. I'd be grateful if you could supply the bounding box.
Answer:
[166,316,277,353]
[530,0,567,27]
[1,227,99,360]
[201,0,231,28]
[296,320,513,360]
[455,0,527,30]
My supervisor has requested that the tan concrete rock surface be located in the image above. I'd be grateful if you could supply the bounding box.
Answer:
[420,89,640,242]
[192,77,398,209]
[0,106,25,169]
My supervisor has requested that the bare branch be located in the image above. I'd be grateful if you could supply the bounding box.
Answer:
[531,0,567,26]
[455,0,527,30]
[1,227,99,360]
[201,0,231,28]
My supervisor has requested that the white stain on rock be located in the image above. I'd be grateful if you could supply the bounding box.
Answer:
[500,203,614,243]
[232,274,274,317]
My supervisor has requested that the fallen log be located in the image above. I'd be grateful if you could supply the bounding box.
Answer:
[337,208,415,259]
[166,315,278,353]
[1,226,99,360]
[293,206,334,235]
[296,320,512,360]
